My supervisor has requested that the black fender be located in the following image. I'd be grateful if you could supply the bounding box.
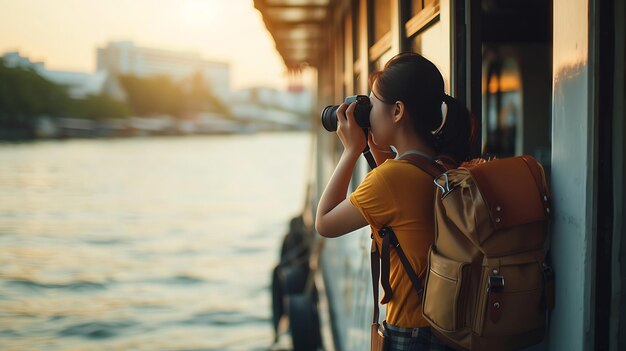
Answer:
[288,293,322,351]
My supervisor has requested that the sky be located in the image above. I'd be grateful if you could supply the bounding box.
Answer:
[0,0,289,90]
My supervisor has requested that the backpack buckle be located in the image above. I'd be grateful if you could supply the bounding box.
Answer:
[488,275,505,323]
[434,173,451,196]
[488,275,505,292]
[378,226,393,238]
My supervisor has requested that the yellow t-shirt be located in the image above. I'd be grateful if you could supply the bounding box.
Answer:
[349,158,435,328]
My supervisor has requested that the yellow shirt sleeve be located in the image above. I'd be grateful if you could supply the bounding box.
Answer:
[349,165,394,229]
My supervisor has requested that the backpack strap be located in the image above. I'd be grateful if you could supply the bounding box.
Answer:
[378,226,424,298]
[370,237,382,324]
[400,153,448,177]
[380,229,393,304]
[521,155,552,214]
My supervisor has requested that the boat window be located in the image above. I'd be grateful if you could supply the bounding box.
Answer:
[479,0,552,166]
[410,22,449,89]
[411,0,437,17]
[411,0,423,15]
[352,1,364,92]
[483,56,522,158]
[372,0,392,43]
[334,25,347,98]
[344,14,353,94]
[411,23,444,61]
[406,0,439,37]
[352,0,361,61]
[373,49,395,72]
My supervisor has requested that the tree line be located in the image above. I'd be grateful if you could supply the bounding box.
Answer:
[0,58,229,134]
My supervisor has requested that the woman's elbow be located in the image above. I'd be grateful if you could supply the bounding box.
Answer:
[315,218,328,237]
[315,217,335,238]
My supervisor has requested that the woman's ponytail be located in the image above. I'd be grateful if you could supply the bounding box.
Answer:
[434,95,477,163]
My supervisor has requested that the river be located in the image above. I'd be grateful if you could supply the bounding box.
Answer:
[0,132,311,350]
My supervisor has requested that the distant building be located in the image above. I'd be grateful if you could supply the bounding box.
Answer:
[230,86,312,130]
[40,70,126,100]
[231,86,312,113]
[1,51,125,100]
[1,51,45,71]
[96,41,230,102]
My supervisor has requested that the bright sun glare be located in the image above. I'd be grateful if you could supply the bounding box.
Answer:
[0,0,288,90]
[178,0,220,27]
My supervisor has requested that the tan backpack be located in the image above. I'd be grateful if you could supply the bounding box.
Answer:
[371,155,555,351]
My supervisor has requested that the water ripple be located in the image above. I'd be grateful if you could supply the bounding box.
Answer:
[58,320,138,339]
[182,310,270,326]
[7,279,107,291]
[163,275,205,285]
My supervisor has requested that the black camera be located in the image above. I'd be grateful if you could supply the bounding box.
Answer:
[320,95,372,132]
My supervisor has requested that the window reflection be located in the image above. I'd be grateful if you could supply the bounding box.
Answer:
[410,22,449,88]
[482,57,522,157]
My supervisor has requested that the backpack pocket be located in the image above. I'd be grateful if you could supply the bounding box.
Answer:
[473,255,546,337]
[422,247,469,332]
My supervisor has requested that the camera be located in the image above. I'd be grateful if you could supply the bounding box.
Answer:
[320,95,372,132]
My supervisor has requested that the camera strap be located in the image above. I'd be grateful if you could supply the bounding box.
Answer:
[362,146,378,170]
[361,128,378,170]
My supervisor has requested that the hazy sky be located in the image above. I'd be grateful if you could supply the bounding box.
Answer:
[0,0,289,90]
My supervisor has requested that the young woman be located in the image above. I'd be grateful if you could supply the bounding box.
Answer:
[315,52,476,351]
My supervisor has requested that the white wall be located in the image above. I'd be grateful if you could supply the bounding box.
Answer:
[549,0,595,350]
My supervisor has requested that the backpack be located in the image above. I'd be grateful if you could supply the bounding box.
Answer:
[370,154,555,351]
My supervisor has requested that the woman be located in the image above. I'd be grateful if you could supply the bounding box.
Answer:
[315,52,476,350]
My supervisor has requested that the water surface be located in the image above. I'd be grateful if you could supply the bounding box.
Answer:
[0,132,311,350]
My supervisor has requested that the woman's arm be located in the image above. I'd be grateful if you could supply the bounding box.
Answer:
[315,102,368,237]
[315,153,367,237]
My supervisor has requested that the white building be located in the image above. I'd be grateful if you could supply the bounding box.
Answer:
[96,41,230,102]
[1,51,125,100]
[230,86,312,129]
[40,70,126,100]
[231,87,312,113]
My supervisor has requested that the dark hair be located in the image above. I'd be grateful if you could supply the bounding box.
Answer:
[369,52,477,163]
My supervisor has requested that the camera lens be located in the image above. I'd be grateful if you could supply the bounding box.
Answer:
[321,105,339,131]
[320,95,372,132]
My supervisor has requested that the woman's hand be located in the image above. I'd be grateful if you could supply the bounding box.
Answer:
[368,132,396,165]
[336,102,366,156]
[315,101,369,238]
